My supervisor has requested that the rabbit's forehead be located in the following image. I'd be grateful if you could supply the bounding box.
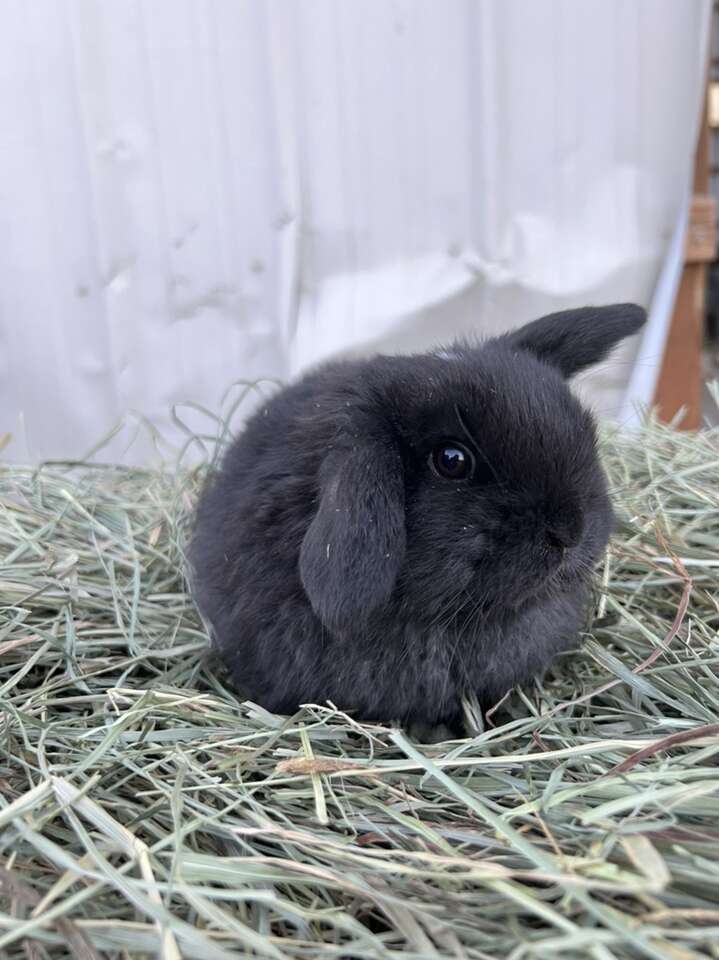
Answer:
[399,393,592,460]
[395,387,598,495]
[390,353,590,438]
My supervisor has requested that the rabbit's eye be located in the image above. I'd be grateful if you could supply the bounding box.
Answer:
[430,442,473,481]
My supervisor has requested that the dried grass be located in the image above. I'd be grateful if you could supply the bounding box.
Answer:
[1,394,718,959]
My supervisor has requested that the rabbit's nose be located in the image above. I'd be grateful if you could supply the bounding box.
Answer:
[546,510,583,551]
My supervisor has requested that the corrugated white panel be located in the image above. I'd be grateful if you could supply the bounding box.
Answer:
[0,0,710,463]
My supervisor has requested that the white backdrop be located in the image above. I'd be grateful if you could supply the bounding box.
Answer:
[0,0,710,463]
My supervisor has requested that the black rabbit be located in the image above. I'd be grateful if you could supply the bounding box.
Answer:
[190,304,645,731]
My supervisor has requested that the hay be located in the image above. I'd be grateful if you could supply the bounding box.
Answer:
[1,404,719,960]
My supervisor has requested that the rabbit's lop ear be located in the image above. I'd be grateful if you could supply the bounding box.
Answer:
[507,303,646,378]
[299,442,406,631]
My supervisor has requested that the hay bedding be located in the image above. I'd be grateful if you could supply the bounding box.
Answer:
[0,410,718,960]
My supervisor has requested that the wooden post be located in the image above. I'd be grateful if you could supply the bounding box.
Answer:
[653,80,716,429]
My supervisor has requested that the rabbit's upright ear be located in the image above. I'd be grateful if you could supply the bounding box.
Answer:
[299,442,406,631]
[506,303,646,378]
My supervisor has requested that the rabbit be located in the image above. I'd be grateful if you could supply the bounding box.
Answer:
[190,304,645,733]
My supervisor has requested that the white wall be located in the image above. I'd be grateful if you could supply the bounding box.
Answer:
[0,0,710,463]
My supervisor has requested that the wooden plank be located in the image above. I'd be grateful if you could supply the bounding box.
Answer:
[653,74,714,428]
[653,264,707,429]
[685,194,717,263]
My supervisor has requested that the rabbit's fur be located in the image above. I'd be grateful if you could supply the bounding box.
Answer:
[190,305,645,730]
